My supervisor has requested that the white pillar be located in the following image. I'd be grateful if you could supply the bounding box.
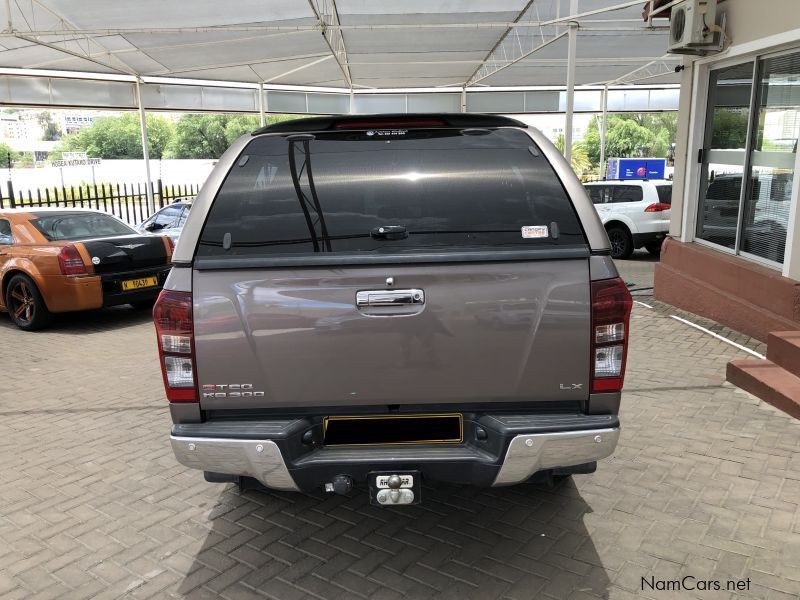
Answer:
[349,89,355,114]
[258,83,265,127]
[600,84,609,179]
[135,79,155,214]
[461,88,467,113]
[781,140,800,280]
[564,1,579,166]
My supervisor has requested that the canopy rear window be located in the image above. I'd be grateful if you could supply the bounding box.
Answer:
[197,128,586,259]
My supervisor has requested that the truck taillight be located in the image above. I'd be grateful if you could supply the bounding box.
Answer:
[153,290,197,402]
[644,202,671,212]
[57,244,88,275]
[590,278,632,393]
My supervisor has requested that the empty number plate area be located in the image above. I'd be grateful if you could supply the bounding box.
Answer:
[323,414,463,446]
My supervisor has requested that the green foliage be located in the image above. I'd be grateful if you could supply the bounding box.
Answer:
[164,113,304,159]
[554,135,592,177]
[710,109,749,149]
[582,113,678,167]
[57,113,174,159]
[0,142,18,166]
[36,112,61,141]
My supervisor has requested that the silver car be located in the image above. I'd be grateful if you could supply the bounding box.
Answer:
[137,198,193,242]
[154,114,632,506]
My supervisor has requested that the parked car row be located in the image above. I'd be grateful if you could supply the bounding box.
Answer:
[0,200,192,330]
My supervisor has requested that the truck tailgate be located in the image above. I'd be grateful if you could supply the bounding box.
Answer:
[193,259,590,410]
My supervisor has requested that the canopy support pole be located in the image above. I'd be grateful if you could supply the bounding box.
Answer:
[564,1,578,167]
[258,83,265,127]
[135,79,154,214]
[600,84,609,179]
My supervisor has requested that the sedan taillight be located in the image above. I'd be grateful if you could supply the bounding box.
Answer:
[644,202,671,212]
[57,244,88,275]
[591,278,633,393]
[153,290,197,402]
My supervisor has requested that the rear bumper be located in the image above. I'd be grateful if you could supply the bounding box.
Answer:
[100,266,171,307]
[632,230,667,248]
[170,413,620,492]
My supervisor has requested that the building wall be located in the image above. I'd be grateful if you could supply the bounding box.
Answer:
[718,0,800,46]
[671,0,800,240]
[658,0,800,340]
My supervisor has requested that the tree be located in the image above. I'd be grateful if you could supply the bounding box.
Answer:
[165,114,260,159]
[710,109,749,150]
[582,113,677,167]
[554,135,592,177]
[57,113,174,159]
[165,113,307,159]
[0,142,18,167]
[36,111,61,141]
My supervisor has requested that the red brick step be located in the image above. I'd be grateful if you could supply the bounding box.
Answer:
[767,331,800,379]
[727,359,800,419]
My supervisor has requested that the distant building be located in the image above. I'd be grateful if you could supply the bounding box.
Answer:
[60,113,97,135]
[0,114,43,140]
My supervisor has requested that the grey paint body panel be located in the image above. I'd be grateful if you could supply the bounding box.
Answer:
[193,259,591,410]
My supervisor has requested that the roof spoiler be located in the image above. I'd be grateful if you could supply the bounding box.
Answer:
[252,113,528,135]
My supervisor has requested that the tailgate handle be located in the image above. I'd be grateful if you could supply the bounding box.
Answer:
[356,289,424,307]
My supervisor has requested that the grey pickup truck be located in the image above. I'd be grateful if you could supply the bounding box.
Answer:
[155,114,632,506]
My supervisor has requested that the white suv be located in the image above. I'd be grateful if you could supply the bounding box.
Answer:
[583,179,672,259]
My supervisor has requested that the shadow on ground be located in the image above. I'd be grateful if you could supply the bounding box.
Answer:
[0,304,154,334]
[178,479,610,599]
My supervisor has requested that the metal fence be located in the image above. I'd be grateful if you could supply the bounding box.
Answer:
[0,180,201,225]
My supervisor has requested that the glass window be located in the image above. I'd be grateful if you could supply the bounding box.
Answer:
[177,204,191,227]
[739,51,800,264]
[30,212,135,241]
[656,185,673,205]
[198,128,586,259]
[586,185,608,204]
[611,186,643,203]
[696,62,755,250]
[154,205,184,228]
[0,219,12,244]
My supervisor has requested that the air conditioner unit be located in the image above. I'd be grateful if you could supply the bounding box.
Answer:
[668,0,722,55]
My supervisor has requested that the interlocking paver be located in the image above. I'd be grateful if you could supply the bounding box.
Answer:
[1,259,799,599]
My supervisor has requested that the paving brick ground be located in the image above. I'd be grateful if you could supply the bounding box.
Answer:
[1,255,799,599]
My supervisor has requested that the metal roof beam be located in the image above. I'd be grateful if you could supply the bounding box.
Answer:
[13,0,139,75]
[586,56,680,86]
[307,0,352,88]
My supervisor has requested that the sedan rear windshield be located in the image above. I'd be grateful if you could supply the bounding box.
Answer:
[31,212,136,241]
[197,128,586,259]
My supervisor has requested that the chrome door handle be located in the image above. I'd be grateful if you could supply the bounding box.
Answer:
[356,289,424,307]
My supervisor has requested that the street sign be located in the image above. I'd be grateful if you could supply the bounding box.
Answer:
[51,152,101,167]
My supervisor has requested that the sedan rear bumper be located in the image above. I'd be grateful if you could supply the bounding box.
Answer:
[170,413,620,492]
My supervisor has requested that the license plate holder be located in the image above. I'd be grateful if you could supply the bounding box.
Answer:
[369,471,421,506]
[121,276,159,291]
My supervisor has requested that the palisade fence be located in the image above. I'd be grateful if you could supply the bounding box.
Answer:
[0,179,201,225]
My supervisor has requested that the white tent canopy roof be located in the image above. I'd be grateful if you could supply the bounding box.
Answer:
[0,0,681,90]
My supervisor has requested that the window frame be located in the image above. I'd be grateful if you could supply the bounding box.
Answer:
[692,45,800,269]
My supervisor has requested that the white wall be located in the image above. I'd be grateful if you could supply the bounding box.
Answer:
[5,159,215,195]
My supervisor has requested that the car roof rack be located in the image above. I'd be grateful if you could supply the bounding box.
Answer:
[253,113,528,135]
